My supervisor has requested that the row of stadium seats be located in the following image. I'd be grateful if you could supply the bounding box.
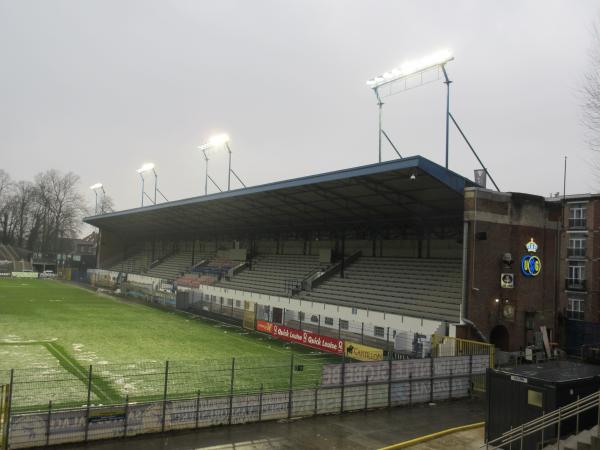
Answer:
[300,257,462,322]
[108,250,215,280]
[108,249,149,274]
[106,250,462,323]
[145,250,204,280]
[216,254,324,297]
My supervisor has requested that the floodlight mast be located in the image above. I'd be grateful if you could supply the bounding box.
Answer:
[367,50,453,165]
[136,163,167,207]
[89,183,103,215]
[197,134,245,195]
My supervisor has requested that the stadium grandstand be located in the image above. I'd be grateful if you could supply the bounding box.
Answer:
[85,156,473,350]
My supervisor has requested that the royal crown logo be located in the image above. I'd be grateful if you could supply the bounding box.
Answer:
[526,238,538,253]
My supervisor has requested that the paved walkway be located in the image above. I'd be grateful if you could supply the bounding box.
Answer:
[54,398,485,450]
[407,427,484,450]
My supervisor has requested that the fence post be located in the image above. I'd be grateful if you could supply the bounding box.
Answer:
[449,369,453,400]
[469,354,473,395]
[195,391,200,428]
[299,313,303,330]
[520,424,524,450]
[84,365,93,442]
[364,376,369,412]
[258,384,264,422]
[541,409,545,447]
[161,360,169,433]
[45,400,52,447]
[361,322,364,344]
[228,357,235,426]
[123,394,129,438]
[338,320,341,339]
[386,327,390,358]
[408,372,412,407]
[340,356,346,414]
[430,355,434,403]
[557,408,561,450]
[287,354,294,419]
[5,369,13,450]
[318,315,321,335]
[314,382,318,417]
[387,358,392,408]
[576,395,580,434]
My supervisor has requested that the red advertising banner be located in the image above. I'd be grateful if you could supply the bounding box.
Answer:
[271,324,344,355]
[256,320,273,334]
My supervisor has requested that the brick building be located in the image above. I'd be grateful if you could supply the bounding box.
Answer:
[550,195,600,325]
[459,188,561,351]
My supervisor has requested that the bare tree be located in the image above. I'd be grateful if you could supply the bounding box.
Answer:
[98,193,115,214]
[0,170,13,244]
[34,170,87,254]
[583,20,600,155]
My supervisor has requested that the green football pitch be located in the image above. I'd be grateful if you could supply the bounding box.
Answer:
[0,279,337,411]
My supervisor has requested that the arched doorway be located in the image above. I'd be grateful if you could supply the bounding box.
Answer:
[490,325,510,351]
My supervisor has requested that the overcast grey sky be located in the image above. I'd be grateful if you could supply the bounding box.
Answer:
[1,0,598,212]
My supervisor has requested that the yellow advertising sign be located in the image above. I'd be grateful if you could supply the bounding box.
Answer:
[344,341,383,361]
[243,301,256,330]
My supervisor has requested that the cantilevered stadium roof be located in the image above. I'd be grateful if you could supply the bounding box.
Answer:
[84,156,477,238]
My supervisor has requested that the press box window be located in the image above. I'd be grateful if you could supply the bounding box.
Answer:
[374,326,385,338]
[298,311,305,321]
[324,317,334,326]
[310,315,319,323]
[528,390,543,408]
[235,300,241,308]
[339,320,349,330]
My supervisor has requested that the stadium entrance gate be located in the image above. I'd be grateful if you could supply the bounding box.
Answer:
[0,383,10,450]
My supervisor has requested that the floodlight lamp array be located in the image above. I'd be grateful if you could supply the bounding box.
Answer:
[137,163,155,174]
[366,49,453,89]
[198,134,230,153]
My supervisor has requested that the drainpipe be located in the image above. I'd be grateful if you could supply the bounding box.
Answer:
[461,221,469,325]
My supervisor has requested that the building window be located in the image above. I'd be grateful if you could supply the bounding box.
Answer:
[374,326,385,338]
[569,203,587,228]
[227,298,233,306]
[351,307,358,315]
[235,300,241,308]
[567,261,586,290]
[339,320,349,330]
[298,311,305,322]
[324,317,334,326]
[567,237,586,258]
[567,298,584,321]
[528,390,543,408]
[310,315,319,323]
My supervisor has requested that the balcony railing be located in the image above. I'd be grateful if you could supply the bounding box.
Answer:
[566,278,587,291]
[567,247,586,257]
[568,218,587,228]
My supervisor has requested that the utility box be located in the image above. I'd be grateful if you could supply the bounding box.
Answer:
[486,361,600,449]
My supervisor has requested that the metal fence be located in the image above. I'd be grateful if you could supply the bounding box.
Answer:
[5,354,489,449]
[431,335,494,392]
[180,289,430,358]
